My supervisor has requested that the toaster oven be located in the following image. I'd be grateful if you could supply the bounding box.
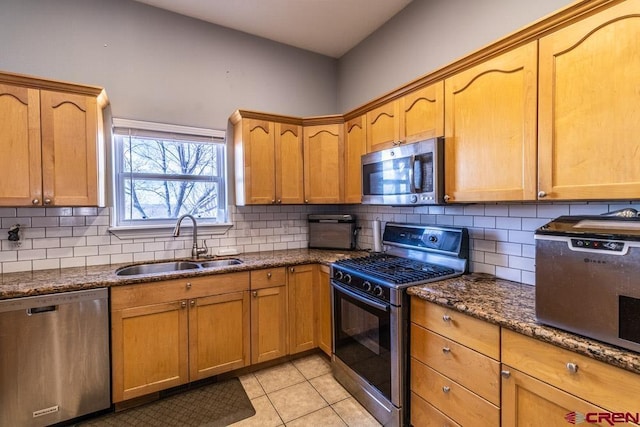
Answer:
[308,214,357,250]
[535,215,640,353]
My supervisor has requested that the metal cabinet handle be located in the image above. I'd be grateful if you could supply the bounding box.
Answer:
[252,291,258,297]
[190,300,195,307]
[32,198,39,205]
[290,267,295,273]
[443,195,451,202]
[566,362,579,374]
[442,347,451,354]
[442,386,450,393]
[44,198,52,205]
[267,272,272,279]
[538,191,547,198]
[277,199,282,204]
[501,370,511,379]
[442,314,451,322]
[181,301,187,309]
[304,199,309,204]
[186,282,192,289]
[271,199,276,204]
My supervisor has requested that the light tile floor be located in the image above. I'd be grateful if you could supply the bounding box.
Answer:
[229,353,382,427]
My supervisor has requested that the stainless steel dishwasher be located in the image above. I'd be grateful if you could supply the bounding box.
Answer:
[0,288,110,426]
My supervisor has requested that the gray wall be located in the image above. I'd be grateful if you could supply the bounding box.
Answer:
[0,0,338,129]
[337,0,574,111]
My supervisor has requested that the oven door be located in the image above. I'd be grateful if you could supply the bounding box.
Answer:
[331,281,402,407]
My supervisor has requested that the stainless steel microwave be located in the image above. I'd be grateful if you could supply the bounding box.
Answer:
[361,137,444,205]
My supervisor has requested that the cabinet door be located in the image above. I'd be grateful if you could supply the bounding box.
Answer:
[538,0,640,200]
[235,118,276,204]
[251,285,288,364]
[288,265,317,354]
[111,300,188,402]
[401,81,444,144]
[189,291,250,380]
[303,124,344,203]
[0,84,42,206]
[40,90,99,206]
[317,265,332,356]
[366,100,400,152]
[344,115,366,204]
[275,122,304,204]
[502,366,610,427]
[444,41,537,202]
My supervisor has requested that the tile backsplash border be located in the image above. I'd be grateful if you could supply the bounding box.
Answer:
[1,201,638,285]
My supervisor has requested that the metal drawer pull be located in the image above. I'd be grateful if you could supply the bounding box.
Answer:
[252,291,258,297]
[566,362,579,374]
[186,282,192,289]
[442,314,451,322]
[181,301,187,308]
[442,386,451,393]
[442,347,451,354]
[267,272,272,279]
[501,370,511,379]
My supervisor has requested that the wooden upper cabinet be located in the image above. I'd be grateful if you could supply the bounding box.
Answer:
[538,0,640,201]
[366,100,400,152]
[232,114,304,205]
[344,115,366,203]
[275,122,304,204]
[444,41,537,203]
[304,123,344,203]
[234,118,276,205]
[0,84,42,206]
[401,81,444,144]
[41,90,100,207]
[0,75,106,207]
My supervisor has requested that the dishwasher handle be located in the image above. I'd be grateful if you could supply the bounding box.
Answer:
[27,305,57,315]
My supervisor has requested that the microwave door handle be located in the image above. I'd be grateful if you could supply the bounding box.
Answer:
[409,155,421,193]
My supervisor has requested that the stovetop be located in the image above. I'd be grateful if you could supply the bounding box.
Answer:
[330,223,469,305]
[334,254,456,285]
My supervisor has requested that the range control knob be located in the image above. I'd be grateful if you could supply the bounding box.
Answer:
[373,285,383,297]
[362,281,372,292]
[335,271,344,280]
[344,274,352,284]
[410,195,418,204]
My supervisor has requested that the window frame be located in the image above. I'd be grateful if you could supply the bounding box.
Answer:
[108,118,232,238]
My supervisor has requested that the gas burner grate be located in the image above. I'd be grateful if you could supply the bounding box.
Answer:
[335,254,455,284]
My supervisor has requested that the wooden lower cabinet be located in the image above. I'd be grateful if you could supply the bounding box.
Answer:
[411,391,460,427]
[110,273,250,403]
[317,265,332,356]
[250,268,288,364]
[288,264,317,354]
[501,366,611,427]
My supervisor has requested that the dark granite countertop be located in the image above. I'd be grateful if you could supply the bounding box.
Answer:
[0,248,367,300]
[407,273,640,375]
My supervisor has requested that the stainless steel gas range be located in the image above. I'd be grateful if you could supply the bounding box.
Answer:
[330,223,469,426]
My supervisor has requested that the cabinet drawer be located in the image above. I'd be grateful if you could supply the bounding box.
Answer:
[411,391,460,427]
[411,323,500,405]
[411,297,499,359]
[411,358,499,427]
[502,329,640,414]
[250,268,286,290]
[111,272,250,310]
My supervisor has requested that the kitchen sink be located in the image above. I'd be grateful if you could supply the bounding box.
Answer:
[115,258,244,276]
[199,258,243,268]
[115,261,201,276]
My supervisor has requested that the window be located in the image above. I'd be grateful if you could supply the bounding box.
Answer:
[111,119,228,231]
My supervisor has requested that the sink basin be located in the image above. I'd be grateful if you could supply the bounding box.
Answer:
[116,261,201,276]
[199,258,243,268]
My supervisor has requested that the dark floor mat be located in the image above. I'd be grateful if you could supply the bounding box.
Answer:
[80,378,255,426]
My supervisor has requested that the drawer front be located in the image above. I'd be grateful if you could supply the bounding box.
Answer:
[411,358,500,427]
[111,272,250,310]
[411,391,461,427]
[502,329,640,414]
[411,297,499,359]
[411,323,500,405]
[250,268,287,290]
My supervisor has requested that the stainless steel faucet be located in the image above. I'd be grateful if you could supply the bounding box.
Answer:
[172,214,208,258]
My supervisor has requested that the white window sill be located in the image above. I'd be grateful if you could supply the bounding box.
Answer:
[108,223,233,240]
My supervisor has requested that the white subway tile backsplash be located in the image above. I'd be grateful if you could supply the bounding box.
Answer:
[508,205,537,217]
[496,242,522,256]
[33,259,60,270]
[496,217,521,230]
[485,252,508,267]
[74,246,99,257]
[474,216,496,228]
[495,266,521,282]
[18,249,47,261]
[536,203,570,218]
[47,248,73,258]
[61,257,86,268]
[18,208,45,217]
[508,230,534,245]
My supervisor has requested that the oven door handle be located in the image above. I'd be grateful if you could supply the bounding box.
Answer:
[332,281,390,312]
